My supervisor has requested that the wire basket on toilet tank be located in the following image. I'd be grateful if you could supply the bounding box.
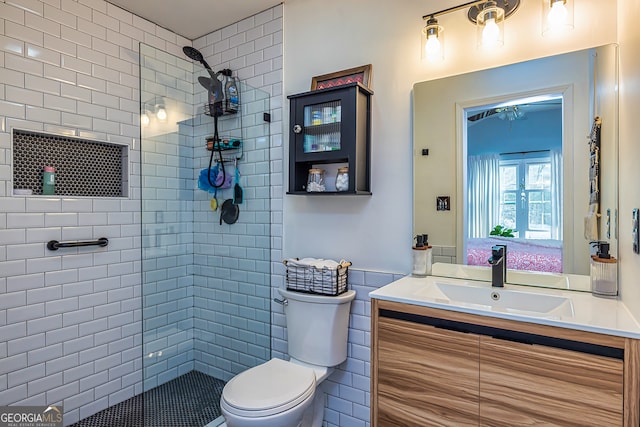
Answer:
[283,258,351,296]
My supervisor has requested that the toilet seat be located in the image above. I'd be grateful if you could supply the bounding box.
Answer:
[221,358,316,418]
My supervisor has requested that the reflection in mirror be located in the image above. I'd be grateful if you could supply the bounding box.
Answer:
[413,44,618,290]
[465,94,563,273]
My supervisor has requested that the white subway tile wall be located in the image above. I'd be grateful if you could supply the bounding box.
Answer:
[432,245,458,264]
[191,7,281,382]
[0,0,187,425]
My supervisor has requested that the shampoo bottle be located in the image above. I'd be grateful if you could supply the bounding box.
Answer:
[223,71,239,114]
[42,166,55,195]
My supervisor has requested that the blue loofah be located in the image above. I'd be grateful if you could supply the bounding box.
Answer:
[198,165,219,193]
[198,164,236,192]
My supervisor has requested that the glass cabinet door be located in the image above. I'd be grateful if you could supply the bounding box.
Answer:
[302,100,342,153]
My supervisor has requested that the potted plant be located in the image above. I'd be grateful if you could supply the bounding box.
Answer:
[490,225,516,238]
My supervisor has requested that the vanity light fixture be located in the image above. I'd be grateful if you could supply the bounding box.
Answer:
[421,16,445,61]
[472,1,508,48]
[421,0,521,61]
[542,0,574,36]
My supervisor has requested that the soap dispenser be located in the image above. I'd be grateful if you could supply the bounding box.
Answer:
[590,241,618,297]
[412,234,433,277]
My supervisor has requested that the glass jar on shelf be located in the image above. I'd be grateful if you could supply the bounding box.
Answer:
[306,168,326,192]
[335,167,349,192]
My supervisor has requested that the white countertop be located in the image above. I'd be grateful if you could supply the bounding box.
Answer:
[369,275,640,339]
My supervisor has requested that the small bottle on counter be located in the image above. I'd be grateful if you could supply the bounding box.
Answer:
[42,166,56,195]
[590,241,617,297]
[412,234,433,276]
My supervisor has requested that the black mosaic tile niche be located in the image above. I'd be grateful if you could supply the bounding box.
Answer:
[12,130,127,197]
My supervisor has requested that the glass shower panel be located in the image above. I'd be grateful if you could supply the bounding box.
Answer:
[191,81,272,381]
[140,44,196,392]
[140,42,271,422]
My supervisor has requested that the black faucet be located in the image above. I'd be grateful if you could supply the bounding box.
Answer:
[487,245,507,287]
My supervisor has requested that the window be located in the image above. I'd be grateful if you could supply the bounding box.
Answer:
[499,156,552,239]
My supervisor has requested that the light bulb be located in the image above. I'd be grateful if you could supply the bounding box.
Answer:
[482,17,500,48]
[141,113,150,126]
[425,34,441,58]
[156,107,167,121]
[422,17,443,61]
[547,1,568,30]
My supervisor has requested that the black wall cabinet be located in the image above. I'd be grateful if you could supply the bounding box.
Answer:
[287,82,372,195]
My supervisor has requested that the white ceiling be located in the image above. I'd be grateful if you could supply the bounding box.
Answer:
[106,0,282,40]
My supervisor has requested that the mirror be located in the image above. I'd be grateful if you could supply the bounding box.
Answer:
[413,44,618,290]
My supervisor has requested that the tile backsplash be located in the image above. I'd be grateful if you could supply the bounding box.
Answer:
[432,245,457,264]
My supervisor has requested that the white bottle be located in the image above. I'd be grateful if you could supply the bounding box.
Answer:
[412,234,432,276]
[590,241,617,297]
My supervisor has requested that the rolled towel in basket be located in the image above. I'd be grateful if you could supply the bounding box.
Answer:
[284,258,350,294]
[285,258,345,286]
[285,258,313,284]
[286,258,341,269]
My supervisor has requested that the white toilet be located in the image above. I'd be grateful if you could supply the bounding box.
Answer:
[220,287,356,427]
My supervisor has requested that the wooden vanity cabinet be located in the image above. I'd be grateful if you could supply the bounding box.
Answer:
[371,299,640,427]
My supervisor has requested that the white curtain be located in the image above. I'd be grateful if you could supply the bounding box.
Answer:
[550,149,563,240]
[468,154,500,238]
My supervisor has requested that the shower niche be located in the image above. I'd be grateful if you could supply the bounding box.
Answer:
[12,129,128,197]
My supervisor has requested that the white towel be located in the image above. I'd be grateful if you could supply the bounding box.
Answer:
[584,203,600,240]
[286,258,340,270]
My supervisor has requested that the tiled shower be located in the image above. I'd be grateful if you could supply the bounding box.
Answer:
[0,1,281,425]
[139,43,272,391]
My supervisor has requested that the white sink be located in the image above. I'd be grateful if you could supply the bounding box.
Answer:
[369,275,640,338]
[431,262,590,291]
[416,281,574,318]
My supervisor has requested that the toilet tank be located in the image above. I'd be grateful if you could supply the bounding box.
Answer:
[277,288,356,367]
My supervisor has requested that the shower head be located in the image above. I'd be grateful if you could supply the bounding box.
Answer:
[182,46,212,71]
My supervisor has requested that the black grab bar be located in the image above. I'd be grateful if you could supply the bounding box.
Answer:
[47,238,109,251]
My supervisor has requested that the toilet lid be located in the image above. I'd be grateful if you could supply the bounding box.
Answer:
[222,358,316,417]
